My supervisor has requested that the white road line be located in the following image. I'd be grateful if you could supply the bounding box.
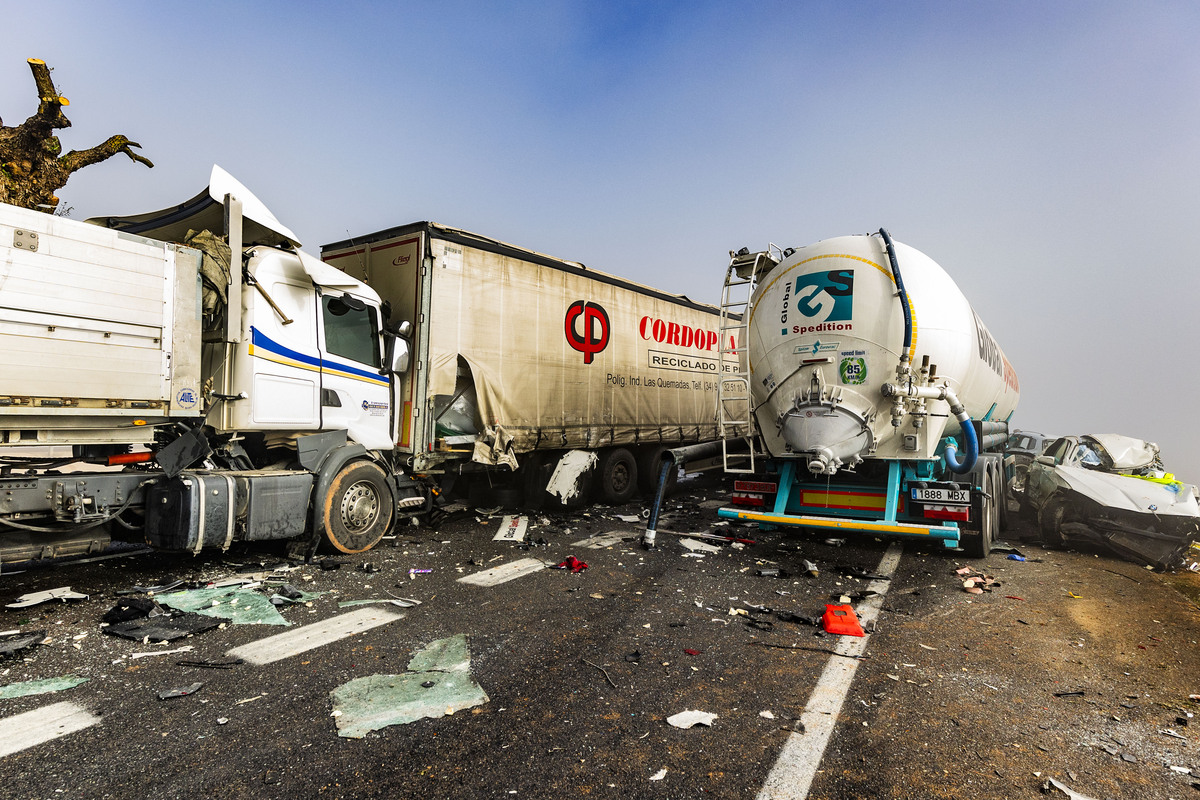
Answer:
[756,542,904,800]
[457,557,547,586]
[0,701,100,758]
[227,607,404,666]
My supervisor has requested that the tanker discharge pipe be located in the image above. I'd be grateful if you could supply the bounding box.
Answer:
[880,382,978,474]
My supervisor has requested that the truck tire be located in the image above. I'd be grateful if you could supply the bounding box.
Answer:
[597,447,638,504]
[996,460,1011,533]
[322,460,394,553]
[636,446,677,497]
[961,461,997,558]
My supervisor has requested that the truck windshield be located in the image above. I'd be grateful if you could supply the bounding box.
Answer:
[322,296,380,367]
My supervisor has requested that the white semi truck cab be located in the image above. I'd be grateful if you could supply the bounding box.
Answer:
[0,167,422,563]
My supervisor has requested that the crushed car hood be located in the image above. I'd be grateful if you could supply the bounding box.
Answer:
[1056,465,1200,517]
[1083,434,1159,471]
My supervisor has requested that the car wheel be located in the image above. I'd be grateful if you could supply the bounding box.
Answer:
[1038,494,1068,548]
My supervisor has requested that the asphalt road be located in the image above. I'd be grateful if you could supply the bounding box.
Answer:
[1,475,1197,800]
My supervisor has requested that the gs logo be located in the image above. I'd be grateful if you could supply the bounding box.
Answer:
[793,269,854,323]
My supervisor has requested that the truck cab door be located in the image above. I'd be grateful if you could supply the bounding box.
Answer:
[316,291,393,450]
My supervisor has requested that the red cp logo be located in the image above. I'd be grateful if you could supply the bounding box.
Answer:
[565,301,610,364]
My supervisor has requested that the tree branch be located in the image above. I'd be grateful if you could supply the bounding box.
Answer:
[61,136,155,172]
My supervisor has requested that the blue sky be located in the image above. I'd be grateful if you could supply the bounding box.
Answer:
[6,1,1200,480]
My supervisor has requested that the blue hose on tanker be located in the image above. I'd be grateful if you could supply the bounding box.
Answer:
[879,227,978,474]
[943,413,979,474]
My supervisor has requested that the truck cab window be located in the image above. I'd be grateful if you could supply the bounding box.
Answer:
[322,295,380,367]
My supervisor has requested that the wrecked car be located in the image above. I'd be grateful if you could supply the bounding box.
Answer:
[1004,430,1053,501]
[1024,434,1200,569]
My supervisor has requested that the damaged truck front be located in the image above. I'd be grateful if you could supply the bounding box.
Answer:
[0,167,425,564]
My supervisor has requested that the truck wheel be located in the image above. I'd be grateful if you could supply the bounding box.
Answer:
[636,446,677,497]
[961,465,996,558]
[323,461,394,553]
[995,460,1011,532]
[597,448,638,504]
[1038,495,1068,548]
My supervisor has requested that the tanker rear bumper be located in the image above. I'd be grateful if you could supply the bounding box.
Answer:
[716,507,962,546]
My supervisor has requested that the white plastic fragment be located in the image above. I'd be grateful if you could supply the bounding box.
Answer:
[649,769,667,781]
[667,710,717,728]
[1045,778,1099,800]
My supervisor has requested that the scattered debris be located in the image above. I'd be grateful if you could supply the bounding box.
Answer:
[755,568,789,578]
[157,682,203,700]
[0,675,89,699]
[319,559,342,571]
[1054,690,1086,698]
[6,587,89,608]
[554,556,589,573]
[581,658,618,688]
[759,710,775,719]
[329,634,489,738]
[1007,554,1027,561]
[802,560,819,577]
[681,538,723,554]
[1041,777,1100,800]
[0,630,47,658]
[156,586,291,626]
[176,658,243,670]
[1160,729,1187,740]
[822,604,865,637]
[130,646,195,659]
[493,515,529,543]
[955,567,1000,594]
[667,710,717,728]
[337,598,421,609]
[824,538,846,547]
[546,450,599,503]
[105,611,222,643]
[650,768,667,782]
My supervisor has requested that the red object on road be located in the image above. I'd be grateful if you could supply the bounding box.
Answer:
[822,604,865,636]
[555,556,588,573]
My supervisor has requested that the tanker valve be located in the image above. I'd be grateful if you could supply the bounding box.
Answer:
[806,447,841,475]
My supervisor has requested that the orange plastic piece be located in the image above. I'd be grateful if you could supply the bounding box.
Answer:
[822,604,865,637]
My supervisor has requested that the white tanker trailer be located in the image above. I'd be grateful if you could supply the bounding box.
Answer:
[716,229,1019,557]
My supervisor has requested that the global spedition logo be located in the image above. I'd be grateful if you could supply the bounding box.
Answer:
[782,269,854,336]
[565,301,611,364]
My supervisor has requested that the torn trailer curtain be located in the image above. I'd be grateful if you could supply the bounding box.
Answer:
[320,223,732,462]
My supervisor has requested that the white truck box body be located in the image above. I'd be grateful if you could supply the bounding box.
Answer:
[322,223,732,469]
[0,202,202,446]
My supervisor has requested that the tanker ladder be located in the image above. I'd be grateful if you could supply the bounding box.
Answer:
[716,460,965,548]
[717,245,781,474]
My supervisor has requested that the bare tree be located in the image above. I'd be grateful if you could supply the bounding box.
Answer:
[0,58,153,212]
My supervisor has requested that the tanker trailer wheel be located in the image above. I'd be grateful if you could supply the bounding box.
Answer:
[636,446,677,497]
[597,448,638,504]
[322,460,394,553]
[995,460,1011,532]
[961,464,997,558]
[1037,494,1069,548]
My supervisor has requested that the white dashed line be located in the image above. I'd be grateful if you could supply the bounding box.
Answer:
[756,542,904,800]
[457,557,548,586]
[227,607,404,666]
[0,701,100,758]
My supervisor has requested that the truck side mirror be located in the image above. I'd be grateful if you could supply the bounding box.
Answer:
[395,320,412,338]
[1035,455,1055,466]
